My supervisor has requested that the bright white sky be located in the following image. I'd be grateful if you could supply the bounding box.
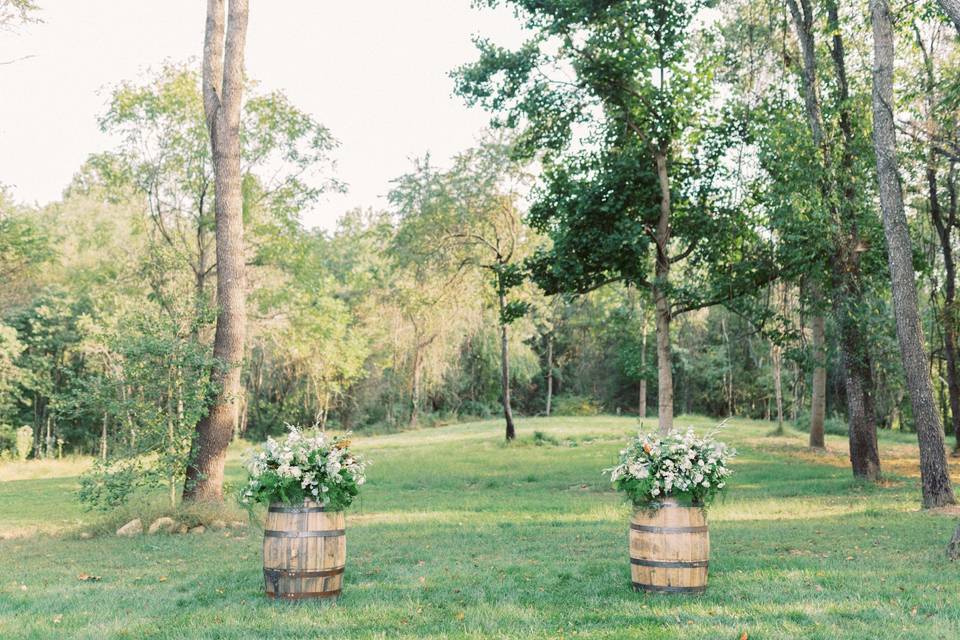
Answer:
[0,1,526,230]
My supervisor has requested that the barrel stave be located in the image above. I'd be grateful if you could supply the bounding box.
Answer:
[263,501,345,600]
[629,501,709,594]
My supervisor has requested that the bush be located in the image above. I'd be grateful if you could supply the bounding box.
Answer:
[551,395,602,417]
[792,410,848,437]
[460,400,498,419]
[15,426,32,461]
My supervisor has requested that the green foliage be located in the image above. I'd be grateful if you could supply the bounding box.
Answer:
[76,304,218,510]
[551,394,602,417]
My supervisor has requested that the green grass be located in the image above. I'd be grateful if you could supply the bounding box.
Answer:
[2,415,959,639]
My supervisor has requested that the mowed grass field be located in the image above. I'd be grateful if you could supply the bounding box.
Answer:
[2,415,959,639]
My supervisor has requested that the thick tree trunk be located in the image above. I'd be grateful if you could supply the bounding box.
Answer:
[837,319,881,479]
[653,149,673,435]
[810,313,827,448]
[183,0,250,502]
[545,333,553,417]
[871,0,955,507]
[499,288,516,440]
[937,0,960,35]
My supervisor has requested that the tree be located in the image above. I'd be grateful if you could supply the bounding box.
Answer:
[870,0,955,508]
[183,0,250,502]
[392,142,535,440]
[455,0,774,434]
[780,0,884,479]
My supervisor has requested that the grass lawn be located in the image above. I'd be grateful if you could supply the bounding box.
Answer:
[2,415,959,639]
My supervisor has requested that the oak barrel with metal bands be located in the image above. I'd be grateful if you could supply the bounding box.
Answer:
[629,499,709,594]
[263,501,345,600]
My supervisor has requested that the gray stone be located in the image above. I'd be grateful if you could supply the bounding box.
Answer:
[116,518,143,537]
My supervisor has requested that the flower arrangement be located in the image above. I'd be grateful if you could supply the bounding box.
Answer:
[241,424,367,510]
[606,427,735,508]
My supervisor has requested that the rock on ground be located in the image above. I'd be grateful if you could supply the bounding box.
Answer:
[116,519,143,537]
[189,525,206,534]
[148,517,177,534]
[209,519,226,530]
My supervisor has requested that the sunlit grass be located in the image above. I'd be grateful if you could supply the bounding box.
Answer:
[1,415,959,639]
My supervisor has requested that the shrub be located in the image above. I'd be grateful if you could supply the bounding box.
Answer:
[15,426,32,461]
[551,395,602,416]
[793,410,848,436]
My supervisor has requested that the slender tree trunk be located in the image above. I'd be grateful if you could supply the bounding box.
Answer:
[499,286,516,440]
[183,0,250,502]
[721,316,733,416]
[639,319,648,418]
[545,333,553,417]
[653,149,673,435]
[810,312,827,448]
[771,340,784,435]
[410,344,422,428]
[100,413,108,461]
[871,0,955,507]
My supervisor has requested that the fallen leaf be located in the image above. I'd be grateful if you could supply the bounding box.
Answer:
[740,633,749,640]
[158,576,168,582]
[52,615,62,624]
[77,573,101,582]
[455,612,465,621]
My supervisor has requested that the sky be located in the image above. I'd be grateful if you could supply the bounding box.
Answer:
[0,1,526,230]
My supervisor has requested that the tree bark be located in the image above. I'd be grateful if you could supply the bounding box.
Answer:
[653,149,674,435]
[499,286,516,440]
[810,312,827,448]
[870,0,955,507]
[937,0,960,36]
[183,0,250,502]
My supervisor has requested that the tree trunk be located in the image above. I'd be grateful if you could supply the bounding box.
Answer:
[871,0,955,507]
[183,0,250,503]
[640,314,648,418]
[653,149,674,435]
[410,344,422,428]
[788,0,881,479]
[810,313,827,448]
[100,413,108,461]
[721,316,733,416]
[937,0,960,35]
[545,333,553,417]
[771,341,784,435]
[499,287,516,440]
[923,46,960,452]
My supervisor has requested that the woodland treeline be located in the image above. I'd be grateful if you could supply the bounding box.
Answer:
[2,0,960,514]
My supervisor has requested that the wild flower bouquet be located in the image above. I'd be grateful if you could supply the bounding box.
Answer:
[606,427,735,508]
[241,425,367,510]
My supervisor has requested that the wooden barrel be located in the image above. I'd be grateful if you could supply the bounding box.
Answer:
[629,498,709,594]
[263,500,346,600]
